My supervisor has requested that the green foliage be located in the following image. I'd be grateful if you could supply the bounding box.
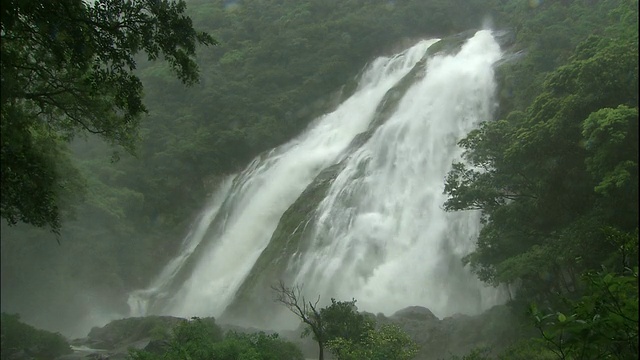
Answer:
[530,269,639,359]
[274,286,417,360]
[496,340,556,360]
[321,298,375,344]
[128,317,303,360]
[443,4,639,357]
[1,1,215,333]
[327,323,418,360]
[0,122,84,234]
[582,105,638,196]
[492,0,636,119]
[0,312,72,360]
[309,297,416,360]
[218,332,304,360]
[452,340,558,360]
[128,317,221,360]
[0,0,214,232]
[444,0,639,305]
[173,317,222,346]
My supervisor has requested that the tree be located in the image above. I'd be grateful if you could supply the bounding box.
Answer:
[272,282,414,360]
[443,0,638,305]
[0,0,215,233]
[221,332,305,360]
[326,324,418,360]
[530,267,639,359]
[272,281,327,360]
[321,298,375,346]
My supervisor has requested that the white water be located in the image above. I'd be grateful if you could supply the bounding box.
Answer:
[130,39,437,318]
[127,175,235,316]
[290,30,504,317]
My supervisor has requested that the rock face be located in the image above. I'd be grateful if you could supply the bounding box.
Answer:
[391,306,439,322]
[377,305,527,360]
[85,316,183,350]
[58,316,185,360]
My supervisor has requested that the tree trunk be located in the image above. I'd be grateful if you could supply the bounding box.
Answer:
[318,341,324,360]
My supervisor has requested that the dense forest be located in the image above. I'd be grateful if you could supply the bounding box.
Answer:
[1,0,637,359]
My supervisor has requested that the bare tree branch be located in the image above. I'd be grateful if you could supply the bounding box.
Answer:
[272,281,325,360]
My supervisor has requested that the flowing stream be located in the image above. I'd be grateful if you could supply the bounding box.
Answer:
[130,30,505,324]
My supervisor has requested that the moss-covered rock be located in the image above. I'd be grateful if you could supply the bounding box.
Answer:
[221,162,343,324]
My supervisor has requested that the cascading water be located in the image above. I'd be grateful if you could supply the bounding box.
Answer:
[288,29,503,318]
[127,175,235,316]
[129,39,436,318]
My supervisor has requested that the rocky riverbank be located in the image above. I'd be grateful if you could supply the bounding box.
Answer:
[47,304,526,360]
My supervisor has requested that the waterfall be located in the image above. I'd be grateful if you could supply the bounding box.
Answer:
[129,38,437,318]
[131,30,507,325]
[289,29,503,318]
[127,175,235,316]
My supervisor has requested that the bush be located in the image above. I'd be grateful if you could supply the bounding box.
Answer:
[128,317,303,360]
[0,312,72,360]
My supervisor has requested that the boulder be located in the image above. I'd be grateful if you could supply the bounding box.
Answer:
[390,306,439,322]
[86,316,183,350]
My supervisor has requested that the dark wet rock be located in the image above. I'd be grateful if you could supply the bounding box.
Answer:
[492,29,516,49]
[86,316,182,350]
[55,316,186,360]
[391,306,439,322]
[368,304,527,360]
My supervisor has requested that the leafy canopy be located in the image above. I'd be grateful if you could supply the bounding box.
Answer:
[0,0,215,233]
[530,268,639,359]
[327,323,418,360]
[273,283,418,360]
